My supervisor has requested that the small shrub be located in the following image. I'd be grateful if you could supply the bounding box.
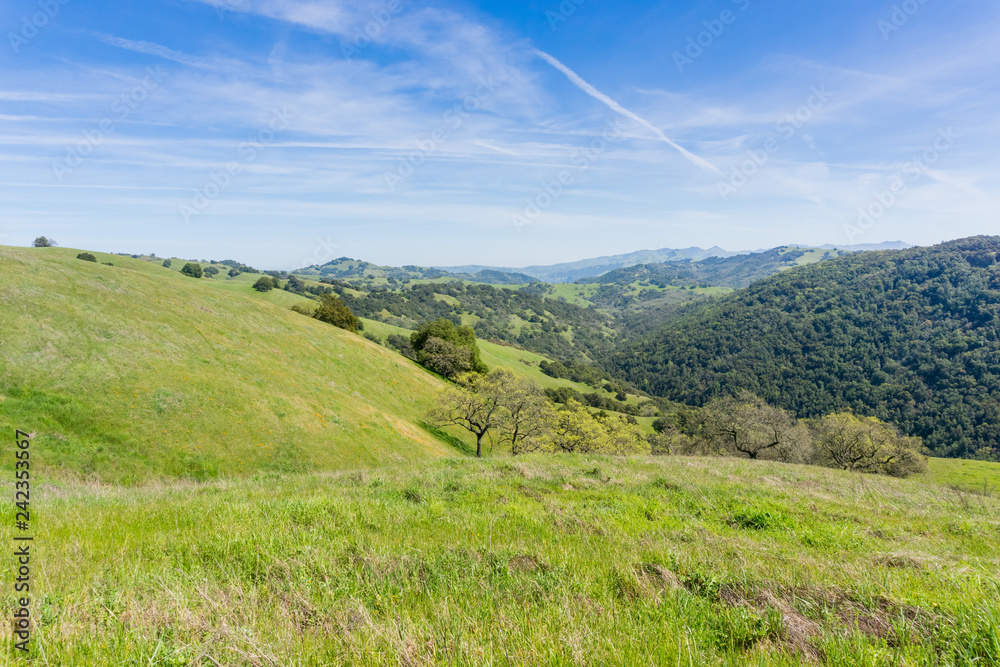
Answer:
[181,262,203,278]
[363,332,382,344]
[252,276,274,292]
[290,303,316,316]
[76,253,97,263]
[203,266,219,278]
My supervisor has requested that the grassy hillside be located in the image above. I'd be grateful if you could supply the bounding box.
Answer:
[4,455,997,664]
[612,237,1000,459]
[0,246,464,483]
[923,457,1000,494]
[361,318,617,395]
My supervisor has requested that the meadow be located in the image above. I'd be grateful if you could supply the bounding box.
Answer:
[0,247,462,483]
[2,456,997,665]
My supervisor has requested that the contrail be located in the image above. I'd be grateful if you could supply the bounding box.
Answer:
[533,49,722,176]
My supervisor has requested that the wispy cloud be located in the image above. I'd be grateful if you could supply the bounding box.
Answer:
[532,49,722,176]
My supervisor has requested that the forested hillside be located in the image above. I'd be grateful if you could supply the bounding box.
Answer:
[334,282,616,362]
[584,246,837,289]
[610,237,1000,459]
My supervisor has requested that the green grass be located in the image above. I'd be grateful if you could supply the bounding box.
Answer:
[3,455,998,665]
[0,246,464,483]
[921,457,1000,494]
[545,283,601,307]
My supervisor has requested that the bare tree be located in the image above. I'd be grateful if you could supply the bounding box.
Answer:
[495,373,552,455]
[703,392,809,461]
[429,371,507,457]
[810,412,927,477]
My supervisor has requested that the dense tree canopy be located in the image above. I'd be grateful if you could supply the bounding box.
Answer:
[610,237,1000,459]
[337,282,615,362]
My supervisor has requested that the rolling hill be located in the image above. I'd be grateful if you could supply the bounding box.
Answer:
[610,237,1000,459]
[0,246,465,483]
[440,241,910,283]
[294,256,537,286]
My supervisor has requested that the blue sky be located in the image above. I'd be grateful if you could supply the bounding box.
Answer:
[1,0,998,269]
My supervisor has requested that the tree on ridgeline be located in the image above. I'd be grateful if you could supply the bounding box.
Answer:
[32,236,56,247]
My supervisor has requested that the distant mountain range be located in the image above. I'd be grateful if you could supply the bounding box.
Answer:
[438,241,911,283]
[294,257,538,285]
[295,241,911,286]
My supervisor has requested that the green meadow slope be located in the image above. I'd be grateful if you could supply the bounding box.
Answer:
[2,456,997,665]
[0,246,462,483]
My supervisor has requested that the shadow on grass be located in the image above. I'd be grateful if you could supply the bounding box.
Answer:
[418,421,475,457]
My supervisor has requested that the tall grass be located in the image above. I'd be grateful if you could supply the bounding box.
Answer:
[3,455,998,665]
